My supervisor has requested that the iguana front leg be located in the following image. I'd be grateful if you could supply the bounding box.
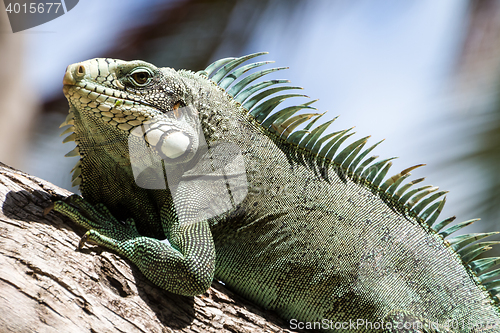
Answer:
[54,194,215,296]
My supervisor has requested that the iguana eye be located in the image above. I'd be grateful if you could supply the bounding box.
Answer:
[130,71,151,86]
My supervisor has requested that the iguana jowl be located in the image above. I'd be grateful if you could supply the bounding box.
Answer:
[55,52,500,332]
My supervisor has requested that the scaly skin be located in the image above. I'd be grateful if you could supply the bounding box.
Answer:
[57,59,215,296]
[55,55,500,332]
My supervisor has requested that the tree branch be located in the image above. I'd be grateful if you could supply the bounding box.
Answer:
[0,162,307,333]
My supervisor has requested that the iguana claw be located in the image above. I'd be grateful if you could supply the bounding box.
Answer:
[53,195,141,254]
[78,231,91,250]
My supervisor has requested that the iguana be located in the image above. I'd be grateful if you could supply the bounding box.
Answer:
[53,52,500,332]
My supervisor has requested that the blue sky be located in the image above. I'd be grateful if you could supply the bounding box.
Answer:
[234,0,472,221]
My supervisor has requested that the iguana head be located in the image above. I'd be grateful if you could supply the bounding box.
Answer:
[62,58,202,167]
[61,57,250,228]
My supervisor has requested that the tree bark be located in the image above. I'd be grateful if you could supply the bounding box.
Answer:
[0,162,308,333]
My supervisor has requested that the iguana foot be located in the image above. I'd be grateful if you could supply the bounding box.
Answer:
[53,194,215,296]
[53,194,140,254]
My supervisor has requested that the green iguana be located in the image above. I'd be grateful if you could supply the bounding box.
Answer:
[54,52,500,332]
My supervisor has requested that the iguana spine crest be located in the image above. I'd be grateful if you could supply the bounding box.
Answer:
[198,51,500,306]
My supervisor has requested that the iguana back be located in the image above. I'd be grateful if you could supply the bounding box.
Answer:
[57,53,500,332]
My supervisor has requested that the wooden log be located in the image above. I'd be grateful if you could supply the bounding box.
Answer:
[0,162,306,333]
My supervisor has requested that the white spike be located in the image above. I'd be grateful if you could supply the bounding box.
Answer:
[65,146,80,157]
[60,126,74,137]
[63,133,77,143]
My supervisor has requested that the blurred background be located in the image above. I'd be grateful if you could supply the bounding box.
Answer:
[1,0,499,252]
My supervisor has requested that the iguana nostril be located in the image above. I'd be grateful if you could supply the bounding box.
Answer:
[76,64,86,77]
[63,63,86,85]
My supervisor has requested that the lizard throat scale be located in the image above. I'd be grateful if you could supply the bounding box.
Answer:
[56,52,500,332]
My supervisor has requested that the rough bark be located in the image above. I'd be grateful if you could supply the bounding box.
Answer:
[0,162,308,333]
